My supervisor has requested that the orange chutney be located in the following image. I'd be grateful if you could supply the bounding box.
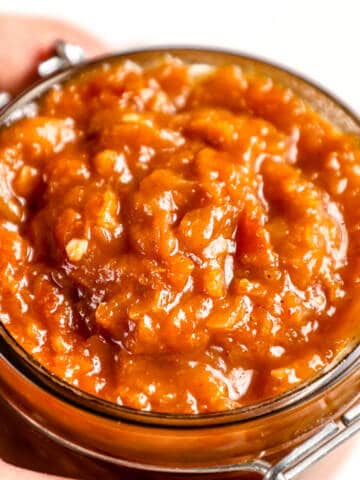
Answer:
[0,57,359,414]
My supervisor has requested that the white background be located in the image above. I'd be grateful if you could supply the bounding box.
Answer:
[0,0,359,478]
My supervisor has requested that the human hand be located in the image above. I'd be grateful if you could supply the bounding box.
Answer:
[0,14,107,479]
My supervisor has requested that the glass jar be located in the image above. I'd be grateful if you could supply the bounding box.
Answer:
[0,46,359,480]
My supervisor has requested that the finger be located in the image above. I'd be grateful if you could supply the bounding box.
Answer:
[0,14,108,94]
[0,459,76,480]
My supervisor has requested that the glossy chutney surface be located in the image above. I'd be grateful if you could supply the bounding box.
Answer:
[0,57,359,413]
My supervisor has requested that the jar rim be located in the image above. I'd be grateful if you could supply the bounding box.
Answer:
[1,46,360,429]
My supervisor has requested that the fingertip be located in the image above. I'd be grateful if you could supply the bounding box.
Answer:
[0,14,109,94]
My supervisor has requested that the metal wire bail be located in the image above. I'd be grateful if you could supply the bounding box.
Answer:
[37,40,85,78]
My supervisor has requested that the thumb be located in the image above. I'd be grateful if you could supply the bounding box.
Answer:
[0,14,108,94]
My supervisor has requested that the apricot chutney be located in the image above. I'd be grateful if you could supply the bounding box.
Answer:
[0,57,359,414]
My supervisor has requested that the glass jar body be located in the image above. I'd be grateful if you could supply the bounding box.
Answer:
[0,47,359,479]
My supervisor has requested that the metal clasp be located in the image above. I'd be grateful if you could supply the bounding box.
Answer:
[37,40,84,78]
[0,40,84,111]
[0,92,11,110]
[262,400,360,480]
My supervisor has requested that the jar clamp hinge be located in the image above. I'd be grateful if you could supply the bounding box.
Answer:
[256,400,360,480]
